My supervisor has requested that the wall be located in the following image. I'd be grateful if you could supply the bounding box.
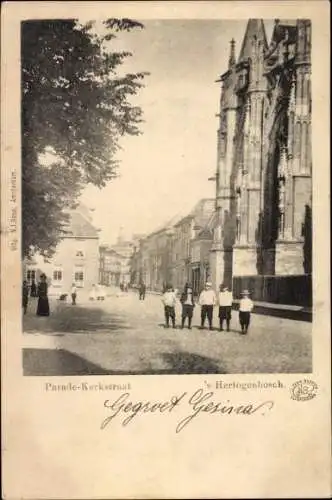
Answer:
[232,274,312,307]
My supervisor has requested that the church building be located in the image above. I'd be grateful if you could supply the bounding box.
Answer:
[210,19,312,305]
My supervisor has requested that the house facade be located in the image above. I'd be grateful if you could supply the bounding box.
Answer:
[24,206,99,296]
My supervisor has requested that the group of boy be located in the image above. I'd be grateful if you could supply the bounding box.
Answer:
[161,282,254,334]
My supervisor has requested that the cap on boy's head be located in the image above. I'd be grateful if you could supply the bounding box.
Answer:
[205,282,212,287]
[222,285,229,291]
[241,289,249,295]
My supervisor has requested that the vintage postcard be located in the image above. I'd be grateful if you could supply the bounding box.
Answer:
[1,1,331,498]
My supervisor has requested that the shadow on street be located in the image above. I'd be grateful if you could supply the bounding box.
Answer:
[160,351,225,374]
[23,348,111,375]
[24,304,130,334]
[23,347,226,376]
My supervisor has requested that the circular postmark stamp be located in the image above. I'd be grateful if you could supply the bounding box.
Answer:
[290,379,318,401]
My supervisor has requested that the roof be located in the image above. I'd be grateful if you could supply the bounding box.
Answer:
[238,19,268,63]
[148,209,191,237]
[191,199,215,229]
[64,211,99,239]
[140,199,215,241]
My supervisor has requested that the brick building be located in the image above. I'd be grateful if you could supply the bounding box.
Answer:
[210,19,312,305]
[131,199,214,294]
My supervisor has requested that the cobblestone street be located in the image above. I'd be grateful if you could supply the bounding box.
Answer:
[23,289,312,375]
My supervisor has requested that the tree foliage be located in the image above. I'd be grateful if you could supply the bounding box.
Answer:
[22,18,147,258]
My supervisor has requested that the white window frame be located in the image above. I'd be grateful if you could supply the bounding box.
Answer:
[26,268,36,285]
[74,267,85,288]
[52,268,63,287]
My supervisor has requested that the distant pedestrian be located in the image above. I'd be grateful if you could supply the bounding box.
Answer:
[198,282,216,330]
[89,284,97,301]
[161,285,177,328]
[22,280,29,314]
[218,285,233,331]
[71,283,77,305]
[97,285,106,300]
[180,283,195,329]
[120,282,124,292]
[139,282,146,300]
[239,290,254,334]
[36,273,50,316]
[30,279,37,297]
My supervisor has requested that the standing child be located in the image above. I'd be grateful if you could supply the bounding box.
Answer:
[71,283,77,305]
[198,282,216,330]
[22,280,29,314]
[161,285,177,328]
[218,285,233,331]
[180,284,195,329]
[239,290,254,334]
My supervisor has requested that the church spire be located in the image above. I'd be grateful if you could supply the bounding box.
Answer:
[238,19,268,63]
[228,38,236,68]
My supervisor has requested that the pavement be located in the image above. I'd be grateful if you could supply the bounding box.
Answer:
[22,289,312,375]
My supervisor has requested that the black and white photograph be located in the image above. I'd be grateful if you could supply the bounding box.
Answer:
[21,17,313,376]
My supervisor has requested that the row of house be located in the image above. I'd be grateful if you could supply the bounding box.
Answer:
[23,206,141,295]
[23,202,141,296]
[99,233,143,287]
[130,199,215,296]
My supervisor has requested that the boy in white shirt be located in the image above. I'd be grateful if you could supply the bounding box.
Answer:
[198,282,216,330]
[161,285,177,328]
[239,290,254,334]
[218,285,233,331]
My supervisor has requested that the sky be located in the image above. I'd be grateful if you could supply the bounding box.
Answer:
[80,19,274,244]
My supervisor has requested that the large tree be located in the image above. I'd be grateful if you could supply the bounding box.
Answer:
[22,18,147,258]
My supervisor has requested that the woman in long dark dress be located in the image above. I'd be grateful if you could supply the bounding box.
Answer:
[36,274,50,316]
